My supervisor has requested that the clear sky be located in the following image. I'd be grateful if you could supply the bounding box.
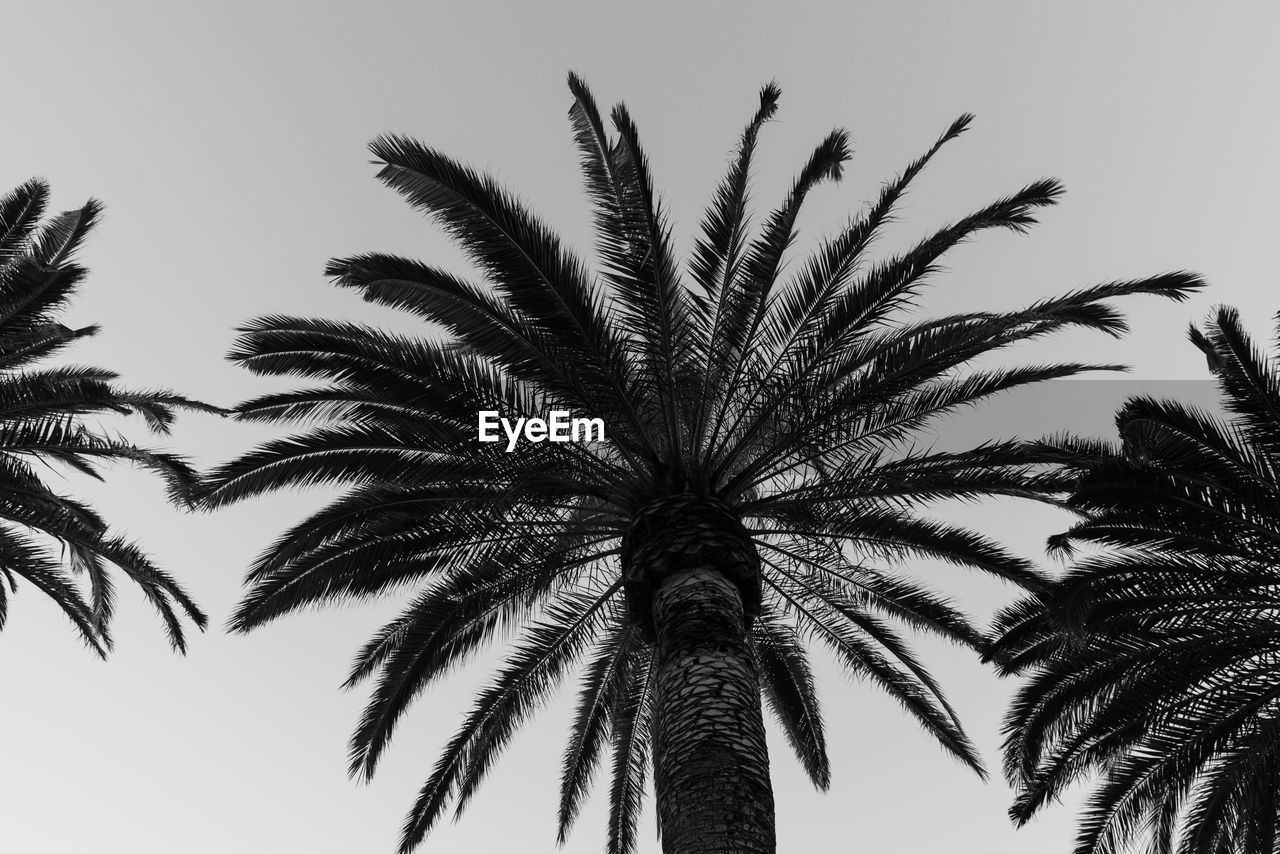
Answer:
[0,2,1271,852]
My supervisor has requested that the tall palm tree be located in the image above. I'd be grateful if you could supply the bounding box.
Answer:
[0,178,209,653]
[992,307,1280,854]
[197,75,1200,854]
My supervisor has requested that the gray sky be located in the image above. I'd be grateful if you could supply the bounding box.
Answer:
[0,2,1272,852]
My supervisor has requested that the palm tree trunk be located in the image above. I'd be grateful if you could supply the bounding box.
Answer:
[623,495,775,854]
[651,565,776,854]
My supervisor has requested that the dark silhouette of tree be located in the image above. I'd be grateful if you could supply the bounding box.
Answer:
[992,306,1280,854]
[197,75,1201,854]
[0,179,209,654]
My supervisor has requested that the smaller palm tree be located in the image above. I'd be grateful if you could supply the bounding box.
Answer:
[0,178,210,654]
[991,305,1280,854]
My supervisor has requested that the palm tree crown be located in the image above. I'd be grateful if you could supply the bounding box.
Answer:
[993,306,1280,854]
[0,179,209,654]
[199,75,1200,853]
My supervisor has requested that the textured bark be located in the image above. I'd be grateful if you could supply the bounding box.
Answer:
[622,496,775,854]
[621,495,761,639]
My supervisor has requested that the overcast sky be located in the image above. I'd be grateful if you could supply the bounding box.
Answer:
[0,2,1272,852]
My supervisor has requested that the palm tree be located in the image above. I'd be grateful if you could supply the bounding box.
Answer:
[992,307,1280,854]
[0,176,212,650]
[197,75,1201,854]
[0,178,209,654]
